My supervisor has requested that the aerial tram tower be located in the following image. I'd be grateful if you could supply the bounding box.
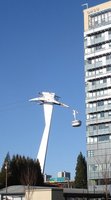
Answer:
[29,91,81,174]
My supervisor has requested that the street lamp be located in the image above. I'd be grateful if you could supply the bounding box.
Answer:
[5,162,8,200]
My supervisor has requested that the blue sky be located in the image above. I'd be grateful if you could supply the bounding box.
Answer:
[0,0,106,179]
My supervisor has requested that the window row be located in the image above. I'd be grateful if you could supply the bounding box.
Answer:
[89,179,111,186]
[88,163,111,172]
[85,43,111,54]
[89,10,111,28]
[86,88,111,98]
[87,134,111,144]
[87,77,111,87]
[86,99,111,109]
[86,66,111,77]
[87,111,111,120]
[86,54,111,65]
[85,30,111,45]
[87,123,111,132]
[87,56,102,64]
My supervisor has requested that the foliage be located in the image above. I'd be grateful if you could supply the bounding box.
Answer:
[74,152,87,189]
[0,152,11,188]
[0,153,44,188]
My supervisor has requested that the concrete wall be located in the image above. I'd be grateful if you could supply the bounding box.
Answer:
[25,187,64,200]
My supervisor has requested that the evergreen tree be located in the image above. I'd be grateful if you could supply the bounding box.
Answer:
[20,158,44,186]
[0,154,44,188]
[74,152,87,188]
[0,152,11,189]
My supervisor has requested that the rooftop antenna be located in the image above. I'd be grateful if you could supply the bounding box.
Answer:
[81,3,88,9]
[29,92,69,174]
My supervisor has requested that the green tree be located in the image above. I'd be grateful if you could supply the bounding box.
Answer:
[0,152,11,189]
[74,152,87,188]
[20,158,44,186]
[0,154,44,188]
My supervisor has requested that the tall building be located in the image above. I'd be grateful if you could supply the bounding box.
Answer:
[83,1,111,191]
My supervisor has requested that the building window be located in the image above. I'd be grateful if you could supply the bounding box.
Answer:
[108,111,111,116]
[92,80,96,85]
[98,135,109,142]
[87,137,93,143]
[107,66,111,71]
[90,114,96,119]
[94,33,101,39]
[108,99,111,104]
[94,137,97,143]
[89,164,98,172]
[87,137,97,144]
[89,10,111,29]
[97,101,104,106]
[87,150,94,157]
[106,54,111,60]
[93,125,97,130]
[95,45,102,50]
[109,30,111,35]
[100,112,104,118]
[99,124,108,129]
[103,78,107,83]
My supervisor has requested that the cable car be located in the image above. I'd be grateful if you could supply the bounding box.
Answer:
[72,110,82,127]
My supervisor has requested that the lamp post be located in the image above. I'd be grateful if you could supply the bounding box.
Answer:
[5,162,8,200]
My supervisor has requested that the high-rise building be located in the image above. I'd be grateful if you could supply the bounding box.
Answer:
[83,1,111,191]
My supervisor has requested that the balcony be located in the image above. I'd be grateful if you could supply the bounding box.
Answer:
[88,35,111,47]
[85,71,111,81]
[90,36,105,46]
[109,34,111,40]
[87,128,111,137]
[86,94,111,102]
[85,61,102,70]
[86,104,111,113]
[85,46,111,57]
[86,82,111,92]
[86,116,111,126]
[89,19,111,30]
[106,59,111,65]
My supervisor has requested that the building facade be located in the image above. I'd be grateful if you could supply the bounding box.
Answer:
[44,174,52,182]
[83,1,111,191]
[57,171,71,181]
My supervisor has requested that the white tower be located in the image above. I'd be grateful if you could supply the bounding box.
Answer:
[29,92,69,173]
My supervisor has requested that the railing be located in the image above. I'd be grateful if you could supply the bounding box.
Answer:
[106,59,111,65]
[86,94,111,102]
[63,188,108,199]
[86,104,111,113]
[87,82,111,91]
[87,128,111,136]
[85,61,102,70]
[85,71,111,81]
[90,36,105,45]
